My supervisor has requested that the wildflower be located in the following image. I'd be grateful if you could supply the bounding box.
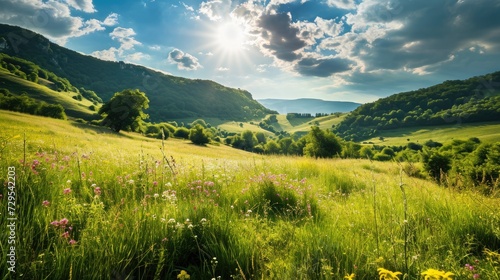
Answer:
[94,187,101,195]
[177,270,190,279]
[200,218,207,224]
[42,200,50,207]
[378,268,402,280]
[473,274,480,279]
[50,220,59,227]
[61,231,70,238]
[166,182,172,187]
[66,180,71,184]
[63,188,72,195]
[154,193,159,198]
[68,239,77,245]
[421,269,455,280]
[344,273,355,280]
[168,218,176,224]
[187,224,194,229]
[59,218,69,227]
[153,181,158,186]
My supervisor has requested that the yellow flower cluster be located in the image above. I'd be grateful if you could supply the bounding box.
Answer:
[421,268,455,279]
[177,270,190,279]
[377,268,402,280]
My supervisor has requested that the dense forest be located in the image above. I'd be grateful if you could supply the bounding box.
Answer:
[334,71,500,141]
[0,24,275,121]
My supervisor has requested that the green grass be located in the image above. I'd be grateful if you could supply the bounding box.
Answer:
[1,110,499,279]
[0,70,97,119]
[364,121,500,146]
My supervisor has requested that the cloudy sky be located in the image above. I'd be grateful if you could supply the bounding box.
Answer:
[1,0,499,103]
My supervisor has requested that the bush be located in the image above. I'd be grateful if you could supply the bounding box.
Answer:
[189,124,210,145]
[173,127,190,139]
[421,149,451,182]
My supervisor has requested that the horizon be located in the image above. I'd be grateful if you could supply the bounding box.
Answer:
[1,0,499,104]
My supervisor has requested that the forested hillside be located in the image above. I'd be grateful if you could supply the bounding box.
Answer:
[334,71,500,141]
[0,24,274,121]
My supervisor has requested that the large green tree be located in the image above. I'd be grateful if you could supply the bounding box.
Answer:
[99,89,149,132]
[303,126,342,158]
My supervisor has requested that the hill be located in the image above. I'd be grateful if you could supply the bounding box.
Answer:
[0,53,99,119]
[1,110,499,279]
[334,71,500,141]
[0,24,274,122]
[258,98,360,114]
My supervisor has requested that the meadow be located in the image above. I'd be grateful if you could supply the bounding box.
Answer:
[1,110,500,279]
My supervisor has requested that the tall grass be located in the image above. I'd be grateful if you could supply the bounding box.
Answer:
[1,111,500,279]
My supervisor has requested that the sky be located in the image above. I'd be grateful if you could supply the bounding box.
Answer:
[1,0,500,103]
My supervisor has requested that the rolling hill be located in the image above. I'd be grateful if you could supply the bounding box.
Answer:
[0,23,275,122]
[334,71,500,141]
[257,98,360,114]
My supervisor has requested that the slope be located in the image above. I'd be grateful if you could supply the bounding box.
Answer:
[334,71,500,141]
[0,69,97,119]
[0,23,274,122]
[258,98,360,114]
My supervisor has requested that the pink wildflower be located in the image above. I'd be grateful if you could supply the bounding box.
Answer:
[68,239,77,245]
[50,220,59,227]
[473,274,480,279]
[94,187,101,195]
[153,181,158,186]
[42,200,50,207]
[59,218,69,226]
[61,231,70,238]
[63,188,72,195]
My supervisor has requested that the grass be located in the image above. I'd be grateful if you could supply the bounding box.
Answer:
[1,110,500,279]
[0,70,97,119]
[364,121,500,145]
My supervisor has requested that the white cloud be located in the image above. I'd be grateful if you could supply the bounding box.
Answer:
[0,0,108,44]
[126,52,151,62]
[168,48,202,70]
[326,0,356,10]
[91,47,119,61]
[66,0,96,13]
[199,0,231,21]
[217,67,229,71]
[110,27,141,50]
[103,13,119,26]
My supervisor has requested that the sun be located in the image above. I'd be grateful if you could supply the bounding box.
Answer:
[215,20,248,54]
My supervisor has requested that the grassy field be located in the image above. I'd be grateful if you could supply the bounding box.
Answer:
[1,110,500,279]
[0,70,97,119]
[363,121,500,146]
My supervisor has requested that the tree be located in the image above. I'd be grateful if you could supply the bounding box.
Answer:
[241,130,257,151]
[303,126,342,158]
[98,89,149,133]
[189,124,210,145]
[421,149,451,182]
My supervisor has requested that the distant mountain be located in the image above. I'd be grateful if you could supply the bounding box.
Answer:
[334,71,500,141]
[257,98,361,114]
[0,24,275,122]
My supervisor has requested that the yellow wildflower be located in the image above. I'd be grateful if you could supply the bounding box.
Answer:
[421,268,455,280]
[177,270,190,279]
[344,273,355,280]
[378,267,402,280]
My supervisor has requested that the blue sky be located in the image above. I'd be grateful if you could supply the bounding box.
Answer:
[1,0,500,103]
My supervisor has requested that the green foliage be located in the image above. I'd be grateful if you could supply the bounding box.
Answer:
[303,126,342,158]
[98,89,149,133]
[335,71,500,141]
[189,124,210,145]
[0,24,274,122]
[421,149,452,182]
[1,113,500,279]
[0,91,66,119]
[174,127,190,139]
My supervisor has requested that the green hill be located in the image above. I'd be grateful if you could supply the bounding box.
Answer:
[334,71,500,141]
[0,24,274,122]
[0,68,97,120]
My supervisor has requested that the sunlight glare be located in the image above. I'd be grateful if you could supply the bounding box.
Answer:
[215,20,247,54]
